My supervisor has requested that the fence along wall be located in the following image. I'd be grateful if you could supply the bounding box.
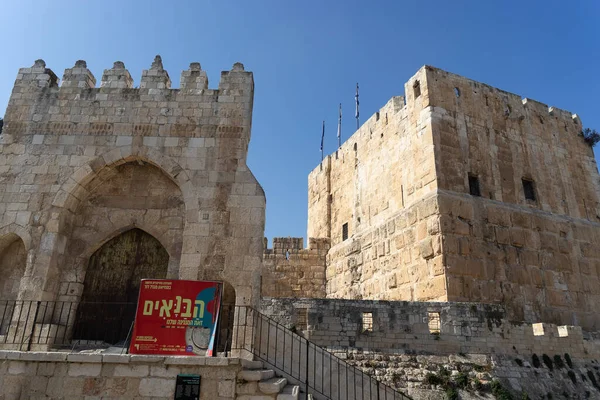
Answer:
[259,298,600,360]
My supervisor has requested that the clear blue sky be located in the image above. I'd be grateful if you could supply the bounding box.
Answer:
[1,0,599,243]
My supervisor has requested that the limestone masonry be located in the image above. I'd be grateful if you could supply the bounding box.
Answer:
[1,57,600,399]
[0,57,264,308]
[305,66,600,330]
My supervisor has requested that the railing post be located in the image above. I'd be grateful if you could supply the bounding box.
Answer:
[26,301,41,351]
[304,339,309,397]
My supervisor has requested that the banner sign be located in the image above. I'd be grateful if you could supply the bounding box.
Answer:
[129,279,222,356]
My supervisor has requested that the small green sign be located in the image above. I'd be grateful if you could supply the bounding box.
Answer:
[174,374,201,400]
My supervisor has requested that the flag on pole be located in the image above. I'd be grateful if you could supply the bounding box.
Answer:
[355,83,359,130]
[320,120,325,160]
[337,103,342,148]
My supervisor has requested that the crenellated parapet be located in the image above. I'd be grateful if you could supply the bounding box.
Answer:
[2,56,254,149]
[262,237,330,299]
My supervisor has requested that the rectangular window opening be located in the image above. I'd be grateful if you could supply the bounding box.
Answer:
[296,308,308,331]
[468,175,481,197]
[413,81,421,98]
[428,312,441,334]
[362,312,373,332]
[522,178,536,201]
[342,222,348,241]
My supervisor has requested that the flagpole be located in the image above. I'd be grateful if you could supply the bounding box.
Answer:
[337,103,342,148]
[321,120,325,162]
[355,83,360,130]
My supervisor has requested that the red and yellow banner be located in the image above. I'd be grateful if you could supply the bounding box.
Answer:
[129,279,222,356]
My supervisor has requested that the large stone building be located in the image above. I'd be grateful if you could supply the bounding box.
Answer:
[1,58,600,399]
[0,57,265,339]
[307,66,600,330]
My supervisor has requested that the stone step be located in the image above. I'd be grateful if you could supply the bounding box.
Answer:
[258,377,288,394]
[241,359,264,370]
[238,369,275,382]
[277,384,299,400]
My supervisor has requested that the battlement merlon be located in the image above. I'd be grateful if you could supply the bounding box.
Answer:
[3,58,254,146]
[265,237,331,253]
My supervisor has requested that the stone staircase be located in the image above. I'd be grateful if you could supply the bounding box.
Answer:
[238,359,303,400]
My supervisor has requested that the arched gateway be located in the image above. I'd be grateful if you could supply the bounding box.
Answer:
[73,229,169,344]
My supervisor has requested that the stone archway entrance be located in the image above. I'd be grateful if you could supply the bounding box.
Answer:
[73,228,169,344]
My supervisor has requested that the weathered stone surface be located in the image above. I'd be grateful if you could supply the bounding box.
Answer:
[0,58,264,312]
[304,65,600,330]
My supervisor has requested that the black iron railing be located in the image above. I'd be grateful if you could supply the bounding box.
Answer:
[0,300,136,351]
[0,300,410,399]
[220,305,411,400]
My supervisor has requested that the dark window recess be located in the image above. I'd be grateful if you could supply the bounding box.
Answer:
[468,175,481,197]
[413,81,421,98]
[342,223,348,241]
[522,179,536,201]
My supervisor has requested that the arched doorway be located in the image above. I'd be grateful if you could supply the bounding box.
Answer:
[0,234,26,334]
[73,228,169,344]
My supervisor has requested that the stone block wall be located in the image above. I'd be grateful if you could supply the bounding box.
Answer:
[307,89,437,248]
[423,66,599,219]
[438,191,600,330]
[305,65,600,329]
[325,193,445,301]
[260,298,600,360]
[261,237,329,298]
[0,351,240,399]
[0,57,265,306]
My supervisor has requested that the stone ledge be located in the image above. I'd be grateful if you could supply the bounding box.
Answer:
[67,353,103,363]
[102,354,130,363]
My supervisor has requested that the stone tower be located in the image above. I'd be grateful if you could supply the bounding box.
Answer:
[308,66,600,330]
[0,57,265,311]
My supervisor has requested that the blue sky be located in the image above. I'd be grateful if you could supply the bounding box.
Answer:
[1,0,599,242]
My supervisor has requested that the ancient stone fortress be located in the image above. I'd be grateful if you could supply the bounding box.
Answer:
[0,57,599,399]
[0,57,264,312]
[306,66,600,331]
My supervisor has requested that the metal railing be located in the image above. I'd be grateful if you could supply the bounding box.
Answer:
[0,300,410,399]
[0,300,136,351]
[221,305,411,400]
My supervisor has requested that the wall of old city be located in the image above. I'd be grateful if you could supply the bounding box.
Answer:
[261,237,328,298]
[307,67,445,302]
[260,297,600,360]
[306,65,600,329]
[307,77,437,247]
[325,193,445,301]
[0,57,265,306]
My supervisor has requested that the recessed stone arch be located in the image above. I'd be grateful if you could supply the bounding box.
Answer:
[50,145,195,215]
[0,232,27,334]
[72,228,169,344]
[0,233,27,300]
[55,157,185,302]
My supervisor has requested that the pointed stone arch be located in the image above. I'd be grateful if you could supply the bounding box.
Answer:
[51,146,194,215]
[44,150,187,301]
[73,228,169,344]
